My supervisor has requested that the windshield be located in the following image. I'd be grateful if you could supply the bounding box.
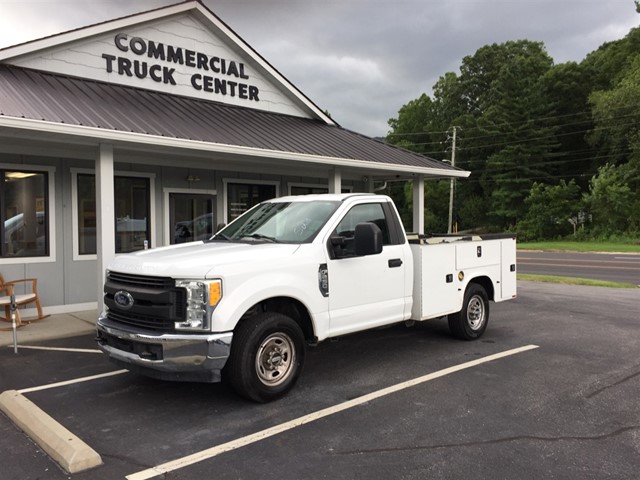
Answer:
[213,200,340,244]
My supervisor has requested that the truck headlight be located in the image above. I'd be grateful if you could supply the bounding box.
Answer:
[175,279,222,331]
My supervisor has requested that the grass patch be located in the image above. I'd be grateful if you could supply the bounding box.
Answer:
[518,273,637,288]
[518,241,640,253]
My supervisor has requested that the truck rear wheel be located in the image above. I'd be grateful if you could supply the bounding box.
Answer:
[448,283,489,340]
[226,312,305,402]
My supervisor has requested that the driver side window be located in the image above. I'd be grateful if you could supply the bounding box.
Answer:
[333,203,390,257]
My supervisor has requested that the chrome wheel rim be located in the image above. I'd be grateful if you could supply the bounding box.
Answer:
[467,295,485,331]
[255,333,295,387]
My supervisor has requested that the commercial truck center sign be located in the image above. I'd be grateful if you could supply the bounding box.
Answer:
[101,33,260,102]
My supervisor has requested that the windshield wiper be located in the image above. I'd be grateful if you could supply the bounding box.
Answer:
[241,233,278,243]
[207,233,231,242]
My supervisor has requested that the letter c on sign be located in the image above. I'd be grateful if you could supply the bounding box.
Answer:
[191,74,202,90]
[130,37,146,55]
[115,33,128,52]
[149,64,162,83]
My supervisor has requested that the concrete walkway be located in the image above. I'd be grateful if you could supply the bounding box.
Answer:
[0,310,97,347]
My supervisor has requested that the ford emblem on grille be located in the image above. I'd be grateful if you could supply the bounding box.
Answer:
[114,290,135,310]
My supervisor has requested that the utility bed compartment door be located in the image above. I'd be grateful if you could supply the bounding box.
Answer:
[455,241,501,270]
[499,237,517,301]
[410,243,461,320]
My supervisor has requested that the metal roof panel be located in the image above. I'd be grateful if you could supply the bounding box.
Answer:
[0,65,464,174]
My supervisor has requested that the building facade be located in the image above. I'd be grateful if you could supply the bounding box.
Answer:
[0,1,467,315]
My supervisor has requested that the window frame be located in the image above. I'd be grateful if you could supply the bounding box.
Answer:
[326,201,404,259]
[222,179,280,224]
[71,169,156,260]
[163,187,217,245]
[288,182,353,195]
[334,202,392,242]
[0,163,56,265]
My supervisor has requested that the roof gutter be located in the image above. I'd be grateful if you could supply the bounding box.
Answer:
[0,116,471,178]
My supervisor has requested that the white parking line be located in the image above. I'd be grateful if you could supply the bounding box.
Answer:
[18,370,129,394]
[127,344,539,480]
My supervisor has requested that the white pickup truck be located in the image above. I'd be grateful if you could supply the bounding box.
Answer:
[97,193,516,402]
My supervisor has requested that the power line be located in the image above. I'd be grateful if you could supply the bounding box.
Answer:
[385,103,640,140]
[392,113,639,149]
[395,118,638,162]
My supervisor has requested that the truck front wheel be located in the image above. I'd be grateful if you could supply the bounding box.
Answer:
[448,284,489,340]
[226,312,305,402]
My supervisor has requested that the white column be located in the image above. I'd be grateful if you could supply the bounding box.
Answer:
[365,176,375,193]
[328,168,342,194]
[412,175,425,235]
[96,144,116,312]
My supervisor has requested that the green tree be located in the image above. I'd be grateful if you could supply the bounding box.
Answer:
[424,179,450,233]
[476,42,557,227]
[386,94,435,155]
[586,162,640,235]
[430,41,560,230]
[589,55,640,166]
[516,180,583,240]
[585,54,640,237]
[385,94,444,225]
[455,193,491,232]
[581,27,640,91]
[540,62,595,188]
[386,26,640,239]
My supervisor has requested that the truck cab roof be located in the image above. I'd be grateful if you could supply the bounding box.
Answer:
[267,193,388,204]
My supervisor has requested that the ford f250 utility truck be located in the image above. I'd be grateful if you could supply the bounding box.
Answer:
[97,193,516,402]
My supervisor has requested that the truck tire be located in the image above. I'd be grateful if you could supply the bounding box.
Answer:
[226,312,305,402]
[448,283,489,340]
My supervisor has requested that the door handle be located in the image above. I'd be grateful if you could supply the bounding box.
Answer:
[388,258,403,268]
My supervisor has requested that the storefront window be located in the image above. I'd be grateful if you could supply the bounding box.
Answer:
[115,177,150,253]
[77,174,96,255]
[1,170,49,258]
[170,193,214,244]
[227,182,276,222]
[77,174,150,254]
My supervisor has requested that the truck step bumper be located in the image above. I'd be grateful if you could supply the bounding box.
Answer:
[96,316,233,383]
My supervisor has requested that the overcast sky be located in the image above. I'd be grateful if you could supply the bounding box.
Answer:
[0,0,638,137]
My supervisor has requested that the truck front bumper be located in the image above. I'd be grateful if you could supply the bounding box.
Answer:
[96,314,233,383]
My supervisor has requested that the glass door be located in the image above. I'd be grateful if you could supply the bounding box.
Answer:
[226,182,276,222]
[169,193,215,244]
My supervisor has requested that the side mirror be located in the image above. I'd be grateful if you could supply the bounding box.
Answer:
[216,222,226,232]
[354,222,383,256]
[330,236,345,248]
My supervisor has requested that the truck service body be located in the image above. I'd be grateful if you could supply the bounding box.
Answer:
[97,193,516,401]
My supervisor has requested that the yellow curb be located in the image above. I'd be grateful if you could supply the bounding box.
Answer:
[0,390,102,474]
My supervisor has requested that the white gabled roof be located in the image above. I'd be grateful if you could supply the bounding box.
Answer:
[0,0,336,125]
[0,1,469,180]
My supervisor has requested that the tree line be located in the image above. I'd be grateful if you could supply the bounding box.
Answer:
[385,20,640,242]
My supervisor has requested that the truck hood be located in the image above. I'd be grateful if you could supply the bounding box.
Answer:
[107,241,300,279]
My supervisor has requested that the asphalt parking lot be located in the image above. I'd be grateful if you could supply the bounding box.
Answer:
[1,281,639,480]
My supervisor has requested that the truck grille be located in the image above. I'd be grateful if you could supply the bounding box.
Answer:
[104,271,186,332]
[107,271,175,289]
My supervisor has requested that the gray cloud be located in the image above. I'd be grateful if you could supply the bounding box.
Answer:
[0,0,638,136]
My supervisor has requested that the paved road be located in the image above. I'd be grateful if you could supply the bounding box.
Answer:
[1,282,639,479]
[517,250,640,285]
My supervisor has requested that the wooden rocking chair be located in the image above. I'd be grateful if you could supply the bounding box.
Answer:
[0,273,48,330]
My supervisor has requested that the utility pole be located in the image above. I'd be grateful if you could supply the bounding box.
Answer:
[447,126,457,234]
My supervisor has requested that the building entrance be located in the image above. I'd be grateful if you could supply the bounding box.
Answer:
[170,193,216,244]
